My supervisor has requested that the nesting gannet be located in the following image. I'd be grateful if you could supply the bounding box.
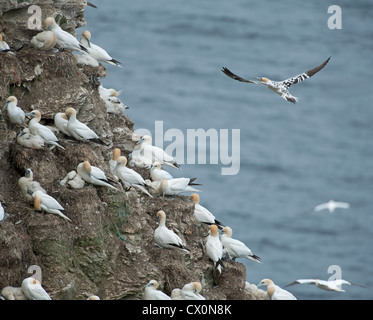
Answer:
[160,178,201,197]
[77,160,119,191]
[314,200,350,213]
[222,57,331,103]
[2,96,25,126]
[80,30,122,67]
[136,135,180,169]
[18,168,47,203]
[32,190,71,221]
[25,110,65,150]
[190,193,224,228]
[128,149,153,169]
[114,156,152,197]
[65,107,104,144]
[144,280,171,300]
[171,288,183,300]
[74,52,100,67]
[221,226,261,263]
[145,179,162,196]
[109,148,121,180]
[54,112,71,136]
[180,282,206,300]
[205,225,224,273]
[257,279,297,300]
[99,85,123,101]
[98,86,129,114]
[44,17,88,53]
[21,276,51,300]
[0,34,10,52]
[30,30,57,51]
[16,128,45,149]
[285,279,364,292]
[154,210,189,252]
[0,201,4,222]
[1,286,27,300]
[150,162,173,181]
[60,170,85,189]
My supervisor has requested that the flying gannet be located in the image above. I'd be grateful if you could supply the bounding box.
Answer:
[222,57,331,103]
[314,200,350,213]
[285,278,365,292]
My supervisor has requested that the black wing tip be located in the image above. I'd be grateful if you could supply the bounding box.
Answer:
[80,44,89,53]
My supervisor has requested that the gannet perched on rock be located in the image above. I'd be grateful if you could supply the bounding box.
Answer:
[0,201,5,222]
[180,282,205,300]
[18,168,47,203]
[258,279,297,300]
[150,162,173,181]
[1,286,27,300]
[221,226,261,263]
[16,128,45,149]
[21,277,51,300]
[44,17,88,53]
[205,225,224,273]
[54,112,71,136]
[285,278,365,292]
[32,190,71,221]
[109,148,121,180]
[154,210,189,252]
[30,30,57,51]
[77,160,119,191]
[25,110,65,150]
[80,30,122,67]
[144,280,171,300]
[160,178,201,197]
[222,57,330,103]
[0,34,10,52]
[190,193,224,228]
[2,96,25,127]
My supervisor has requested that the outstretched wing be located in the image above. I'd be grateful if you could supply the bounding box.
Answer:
[281,57,331,88]
[285,279,316,287]
[221,67,257,84]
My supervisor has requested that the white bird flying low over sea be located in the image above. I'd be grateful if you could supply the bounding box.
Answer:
[30,30,57,51]
[257,278,297,300]
[222,57,331,103]
[190,193,224,228]
[44,17,88,53]
[314,200,350,213]
[205,225,224,274]
[154,210,189,252]
[80,30,122,67]
[2,96,25,127]
[144,280,171,300]
[221,226,261,263]
[32,190,71,221]
[161,178,201,197]
[25,110,65,150]
[64,107,105,145]
[0,33,11,52]
[77,160,119,191]
[285,278,365,292]
[21,277,51,300]
[136,135,181,169]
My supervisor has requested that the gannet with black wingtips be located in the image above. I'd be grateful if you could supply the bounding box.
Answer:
[32,190,71,221]
[161,178,201,197]
[190,193,224,228]
[205,225,224,273]
[285,278,365,292]
[222,57,331,103]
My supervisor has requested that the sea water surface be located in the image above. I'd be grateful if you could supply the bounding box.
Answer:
[83,0,373,299]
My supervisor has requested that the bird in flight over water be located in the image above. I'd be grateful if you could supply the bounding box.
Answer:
[222,57,330,104]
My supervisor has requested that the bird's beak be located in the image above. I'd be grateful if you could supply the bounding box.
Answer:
[257,282,263,288]
[24,112,34,119]
[87,39,91,48]
[136,137,144,145]
[65,114,70,120]
[47,25,52,31]
[114,163,120,171]
[2,101,9,111]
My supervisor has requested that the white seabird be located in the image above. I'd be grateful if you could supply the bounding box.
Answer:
[180,282,205,300]
[221,226,261,263]
[109,147,121,180]
[0,201,4,222]
[80,30,122,67]
[65,107,105,144]
[74,52,100,67]
[128,148,153,169]
[16,128,45,149]
[18,168,47,203]
[0,33,10,52]
[30,30,57,51]
[1,286,27,300]
[136,135,180,169]
[21,276,51,300]
[205,225,224,273]
[2,96,25,126]
[144,280,171,300]
[285,278,365,292]
[54,112,71,136]
[257,279,297,300]
[314,200,350,213]
[98,85,128,114]
[77,160,119,191]
[150,162,173,181]
[160,178,201,197]
[25,110,65,150]
[190,193,224,228]
[32,190,71,221]
[114,156,152,197]
[154,210,189,252]
[222,57,330,103]
[44,17,88,53]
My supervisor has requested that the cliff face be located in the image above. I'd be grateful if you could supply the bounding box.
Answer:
[0,1,267,300]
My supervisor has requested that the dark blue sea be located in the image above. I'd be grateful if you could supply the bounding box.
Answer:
[83,0,373,299]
